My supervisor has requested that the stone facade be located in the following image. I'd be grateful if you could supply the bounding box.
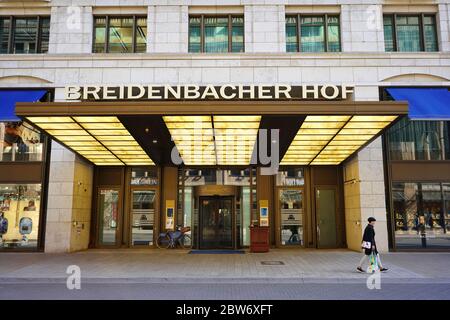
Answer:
[45,142,93,253]
[0,0,449,252]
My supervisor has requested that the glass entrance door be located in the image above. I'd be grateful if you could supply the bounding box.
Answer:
[130,188,156,246]
[199,196,233,249]
[98,188,121,246]
[279,189,303,246]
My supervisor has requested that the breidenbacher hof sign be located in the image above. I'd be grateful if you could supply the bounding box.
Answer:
[65,84,354,101]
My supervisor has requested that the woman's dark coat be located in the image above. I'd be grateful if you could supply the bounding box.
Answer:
[362,224,377,255]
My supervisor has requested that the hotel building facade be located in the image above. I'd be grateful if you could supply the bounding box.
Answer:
[0,0,449,253]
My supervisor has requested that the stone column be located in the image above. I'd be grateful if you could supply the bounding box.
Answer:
[343,86,390,253]
[45,142,93,253]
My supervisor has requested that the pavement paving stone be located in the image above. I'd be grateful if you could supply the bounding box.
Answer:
[0,249,449,284]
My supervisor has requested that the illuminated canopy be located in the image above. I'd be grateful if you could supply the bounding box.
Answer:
[17,100,407,167]
[26,116,154,166]
[281,115,397,165]
[163,115,261,166]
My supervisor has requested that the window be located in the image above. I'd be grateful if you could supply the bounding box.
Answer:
[383,14,438,52]
[0,121,45,162]
[286,14,341,52]
[0,16,50,54]
[93,16,147,53]
[0,184,41,250]
[188,15,244,53]
[387,117,450,161]
[392,182,450,249]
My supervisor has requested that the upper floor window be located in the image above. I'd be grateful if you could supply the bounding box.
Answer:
[384,14,438,52]
[387,117,450,161]
[286,14,341,52]
[189,15,244,53]
[93,16,147,53]
[0,16,50,54]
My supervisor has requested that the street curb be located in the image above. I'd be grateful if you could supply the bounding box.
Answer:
[1,276,450,285]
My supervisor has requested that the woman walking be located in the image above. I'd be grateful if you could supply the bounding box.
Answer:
[357,217,388,273]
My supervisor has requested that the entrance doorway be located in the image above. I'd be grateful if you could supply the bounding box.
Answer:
[97,188,121,247]
[316,187,337,248]
[277,188,304,246]
[129,187,157,246]
[199,196,234,249]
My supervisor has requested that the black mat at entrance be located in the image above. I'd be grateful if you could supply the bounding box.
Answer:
[188,250,245,254]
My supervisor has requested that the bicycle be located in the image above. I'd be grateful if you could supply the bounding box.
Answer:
[156,225,192,249]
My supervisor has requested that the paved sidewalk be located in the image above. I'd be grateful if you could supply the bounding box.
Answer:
[1,249,450,284]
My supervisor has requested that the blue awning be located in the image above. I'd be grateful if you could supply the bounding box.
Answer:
[386,88,450,120]
[0,90,47,122]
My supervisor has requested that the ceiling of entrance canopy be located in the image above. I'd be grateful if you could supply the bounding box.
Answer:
[281,115,398,165]
[24,113,400,167]
[163,115,261,166]
[17,99,407,167]
[25,116,154,166]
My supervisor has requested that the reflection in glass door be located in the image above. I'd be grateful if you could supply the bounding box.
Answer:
[98,188,120,246]
[279,189,303,246]
[131,189,156,246]
[199,196,233,249]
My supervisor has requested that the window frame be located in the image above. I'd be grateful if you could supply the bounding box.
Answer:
[383,13,439,52]
[0,15,50,54]
[92,15,147,54]
[285,13,341,53]
[188,14,245,53]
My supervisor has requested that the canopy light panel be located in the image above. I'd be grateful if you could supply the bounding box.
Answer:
[213,115,261,165]
[26,116,154,166]
[163,115,261,166]
[164,116,216,165]
[281,115,397,165]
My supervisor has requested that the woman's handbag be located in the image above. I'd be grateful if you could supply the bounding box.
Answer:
[361,241,371,249]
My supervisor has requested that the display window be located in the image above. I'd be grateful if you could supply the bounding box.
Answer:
[0,184,41,249]
[392,182,450,249]
[0,121,44,162]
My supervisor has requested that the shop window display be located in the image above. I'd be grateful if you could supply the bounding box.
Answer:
[392,182,450,249]
[0,184,41,249]
[0,121,44,162]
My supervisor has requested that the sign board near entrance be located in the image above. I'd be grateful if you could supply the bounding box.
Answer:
[259,200,269,227]
[165,200,175,231]
[65,85,354,101]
